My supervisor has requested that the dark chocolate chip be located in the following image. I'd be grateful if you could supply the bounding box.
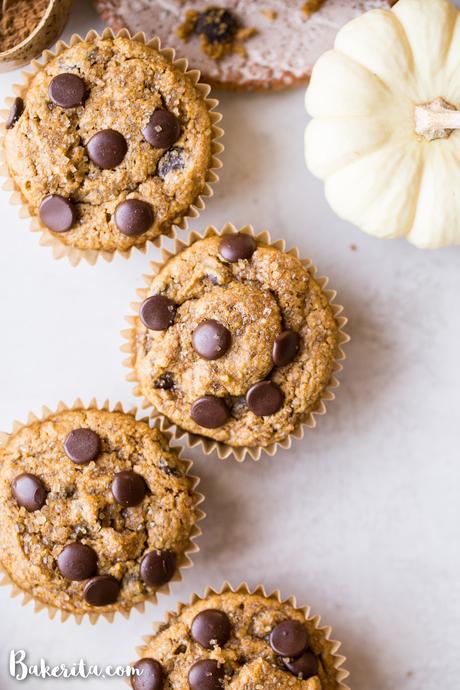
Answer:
[39,194,76,233]
[142,110,181,149]
[159,458,182,477]
[48,73,86,108]
[6,97,24,129]
[111,471,147,507]
[284,650,319,679]
[192,320,231,360]
[87,129,127,169]
[188,659,225,690]
[218,233,256,262]
[115,199,154,236]
[154,373,175,390]
[157,147,184,179]
[270,620,309,658]
[131,658,164,690]
[57,542,98,581]
[246,380,284,416]
[191,609,232,649]
[272,330,300,367]
[12,473,47,512]
[64,429,101,465]
[190,396,230,429]
[140,550,176,588]
[195,8,238,43]
[140,295,177,331]
[83,575,120,607]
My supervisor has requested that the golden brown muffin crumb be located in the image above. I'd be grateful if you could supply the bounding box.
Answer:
[138,591,341,689]
[133,234,339,448]
[0,408,197,615]
[4,36,213,252]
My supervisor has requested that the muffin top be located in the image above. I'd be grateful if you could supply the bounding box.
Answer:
[135,590,339,690]
[133,233,339,448]
[4,35,213,252]
[0,408,197,615]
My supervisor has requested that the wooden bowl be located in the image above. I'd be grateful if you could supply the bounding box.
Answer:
[0,0,73,73]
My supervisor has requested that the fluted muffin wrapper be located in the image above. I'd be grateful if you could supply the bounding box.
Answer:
[0,398,205,624]
[0,26,224,266]
[122,223,350,462]
[134,581,350,690]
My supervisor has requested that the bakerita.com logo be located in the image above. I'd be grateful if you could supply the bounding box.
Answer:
[9,650,141,681]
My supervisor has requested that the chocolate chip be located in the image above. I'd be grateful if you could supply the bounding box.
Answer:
[39,194,76,233]
[191,609,232,649]
[219,233,256,262]
[6,97,24,129]
[154,373,175,390]
[157,147,185,179]
[159,458,182,477]
[87,129,127,169]
[48,73,86,108]
[57,542,98,581]
[284,650,318,679]
[131,658,164,690]
[140,295,177,331]
[246,380,284,416]
[272,330,300,367]
[142,110,181,149]
[192,320,231,360]
[195,8,238,43]
[270,620,309,658]
[188,659,225,690]
[64,429,101,465]
[115,199,154,237]
[191,396,230,429]
[140,550,176,588]
[83,575,120,607]
[12,473,47,512]
[111,471,147,507]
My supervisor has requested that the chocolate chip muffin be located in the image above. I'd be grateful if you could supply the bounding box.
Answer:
[0,406,201,618]
[3,32,219,256]
[133,587,347,690]
[129,228,343,450]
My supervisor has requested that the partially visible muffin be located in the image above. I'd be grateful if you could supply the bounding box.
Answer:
[0,407,199,616]
[134,589,344,689]
[4,34,215,253]
[132,231,340,449]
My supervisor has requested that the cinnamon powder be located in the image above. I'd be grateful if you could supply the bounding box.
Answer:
[0,0,50,52]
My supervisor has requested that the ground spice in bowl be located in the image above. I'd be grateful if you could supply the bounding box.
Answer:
[0,0,50,52]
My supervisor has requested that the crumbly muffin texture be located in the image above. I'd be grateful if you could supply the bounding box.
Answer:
[4,36,213,252]
[0,409,196,614]
[139,591,339,689]
[133,235,339,447]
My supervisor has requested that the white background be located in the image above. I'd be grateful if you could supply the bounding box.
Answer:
[1,2,460,689]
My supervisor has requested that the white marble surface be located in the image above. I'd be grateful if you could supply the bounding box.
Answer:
[1,2,460,689]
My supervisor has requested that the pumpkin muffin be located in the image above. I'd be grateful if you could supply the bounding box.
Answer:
[131,230,340,449]
[0,407,200,617]
[3,34,215,253]
[133,588,346,690]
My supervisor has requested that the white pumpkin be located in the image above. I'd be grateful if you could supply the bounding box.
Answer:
[305,0,460,248]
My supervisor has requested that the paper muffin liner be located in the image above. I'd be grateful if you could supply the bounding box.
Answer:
[122,223,350,462]
[0,26,224,266]
[134,581,350,690]
[0,398,205,624]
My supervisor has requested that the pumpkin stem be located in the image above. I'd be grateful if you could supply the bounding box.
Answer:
[414,97,460,141]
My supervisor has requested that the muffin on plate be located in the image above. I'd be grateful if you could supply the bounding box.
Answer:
[0,403,202,621]
[126,225,348,459]
[3,31,222,262]
[133,584,349,690]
